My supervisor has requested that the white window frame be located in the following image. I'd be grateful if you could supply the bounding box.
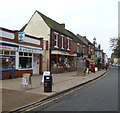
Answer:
[88,45,90,54]
[67,37,71,51]
[19,52,33,70]
[77,43,80,52]
[83,45,85,54]
[61,35,64,49]
[54,32,59,48]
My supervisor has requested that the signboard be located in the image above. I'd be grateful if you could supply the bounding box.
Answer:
[18,46,42,54]
[0,29,15,39]
[0,45,18,51]
[24,36,40,45]
[41,71,50,83]
[18,32,25,42]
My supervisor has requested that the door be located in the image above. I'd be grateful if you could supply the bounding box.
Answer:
[33,54,39,74]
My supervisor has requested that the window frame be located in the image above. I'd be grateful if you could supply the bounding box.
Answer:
[54,32,59,48]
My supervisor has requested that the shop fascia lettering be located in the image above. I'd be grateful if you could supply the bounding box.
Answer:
[19,46,42,54]
[0,45,17,51]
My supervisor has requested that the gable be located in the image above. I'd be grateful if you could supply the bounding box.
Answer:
[24,11,50,40]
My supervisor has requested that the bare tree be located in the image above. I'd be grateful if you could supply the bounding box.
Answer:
[110,37,120,58]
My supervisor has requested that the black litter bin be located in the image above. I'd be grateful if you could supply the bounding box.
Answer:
[44,76,52,92]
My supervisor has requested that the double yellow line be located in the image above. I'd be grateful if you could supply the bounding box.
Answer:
[22,71,108,112]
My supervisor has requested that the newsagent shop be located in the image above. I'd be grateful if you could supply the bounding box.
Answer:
[0,27,43,79]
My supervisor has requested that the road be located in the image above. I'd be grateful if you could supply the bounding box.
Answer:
[30,68,118,111]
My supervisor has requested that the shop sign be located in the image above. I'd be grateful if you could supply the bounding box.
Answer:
[24,36,40,45]
[0,29,15,39]
[0,45,17,51]
[18,32,25,42]
[19,46,42,54]
[69,51,74,55]
[62,51,66,54]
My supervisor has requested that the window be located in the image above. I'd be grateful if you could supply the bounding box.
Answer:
[61,35,64,49]
[54,32,58,48]
[77,43,80,52]
[4,50,9,55]
[67,37,71,50]
[19,52,32,69]
[1,50,16,70]
[19,52,23,55]
[0,50,2,54]
[2,56,15,70]
[83,45,85,54]
[11,51,15,55]
[19,57,32,69]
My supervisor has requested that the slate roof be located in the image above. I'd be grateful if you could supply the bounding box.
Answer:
[76,34,93,46]
[76,34,88,45]
[36,11,82,43]
[21,10,84,44]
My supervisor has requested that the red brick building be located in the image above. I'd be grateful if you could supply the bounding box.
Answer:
[0,27,43,79]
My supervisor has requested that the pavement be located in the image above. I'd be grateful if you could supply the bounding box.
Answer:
[0,69,108,112]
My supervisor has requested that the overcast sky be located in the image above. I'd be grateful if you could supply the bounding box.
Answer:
[0,0,119,58]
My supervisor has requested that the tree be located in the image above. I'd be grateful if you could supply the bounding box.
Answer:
[110,37,120,58]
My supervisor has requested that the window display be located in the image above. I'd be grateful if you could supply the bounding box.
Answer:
[19,52,32,69]
[2,56,15,70]
[1,50,16,70]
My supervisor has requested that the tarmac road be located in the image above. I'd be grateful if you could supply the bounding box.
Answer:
[30,68,118,111]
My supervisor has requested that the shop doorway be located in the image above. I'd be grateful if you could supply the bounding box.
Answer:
[33,54,40,75]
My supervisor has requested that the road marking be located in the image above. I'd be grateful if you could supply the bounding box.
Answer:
[25,71,108,112]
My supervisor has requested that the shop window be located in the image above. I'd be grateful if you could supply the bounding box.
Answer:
[2,56,15,70]
[24,52,28,56]
[51,55,57,68]
[4,50,9,55]
[11,51,15,55]
[19,57,32,69]
[29,53,32,56]
[0,50,2,54]
[19,52,23,56]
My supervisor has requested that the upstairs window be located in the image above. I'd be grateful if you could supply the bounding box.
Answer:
[77,43,80,52]
[67,37,71,51]
[54,32,58,48]
[83,45,85,54]
[61,35,64,49]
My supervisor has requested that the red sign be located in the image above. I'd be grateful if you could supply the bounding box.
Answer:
[69,51,74,55]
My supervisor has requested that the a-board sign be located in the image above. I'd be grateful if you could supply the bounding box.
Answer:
[41,71,50,83]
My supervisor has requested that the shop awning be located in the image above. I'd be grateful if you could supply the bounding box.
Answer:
[51,50,77,56]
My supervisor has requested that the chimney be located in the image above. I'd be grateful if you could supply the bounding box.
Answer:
[60,23,65,28]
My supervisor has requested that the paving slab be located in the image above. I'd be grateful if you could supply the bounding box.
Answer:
[1,69,108,112]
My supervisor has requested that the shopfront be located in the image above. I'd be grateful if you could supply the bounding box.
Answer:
[18,46,43,75]
[0,43,18,79]
[51,50,77,73]
[1,27,43,79]
[1,44,43,79]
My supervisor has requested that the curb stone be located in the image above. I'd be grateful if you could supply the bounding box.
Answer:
[9,70,109,112]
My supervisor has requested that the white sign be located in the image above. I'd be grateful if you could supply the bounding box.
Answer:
[0,29,15,39]
[24,36,40,45]
[41,71,50,83]
[19,46,42,54]
[0,45,18,51]
[18,32,25,42]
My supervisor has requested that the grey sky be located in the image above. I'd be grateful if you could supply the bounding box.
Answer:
[0,0,119,57]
